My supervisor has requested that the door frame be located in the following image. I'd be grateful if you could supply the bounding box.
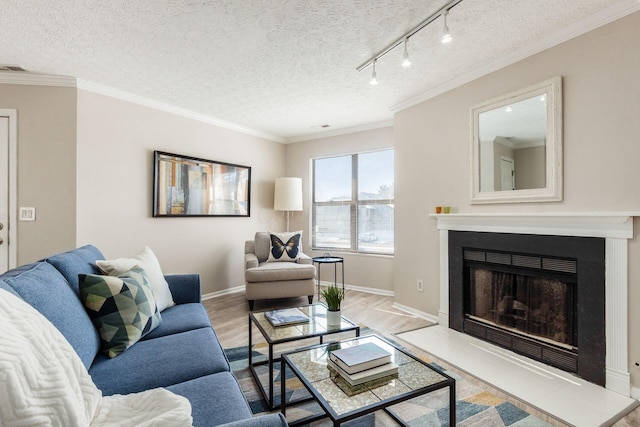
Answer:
[1,109,18,269]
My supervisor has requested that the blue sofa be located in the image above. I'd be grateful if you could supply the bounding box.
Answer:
[0,245,286,427]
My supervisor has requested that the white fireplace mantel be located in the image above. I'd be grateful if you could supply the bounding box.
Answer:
[431,211,640,397]
[430,211,639,239]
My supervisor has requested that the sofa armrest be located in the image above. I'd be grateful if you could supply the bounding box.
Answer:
[218,413,288,427]
[297,252,312,265]
[165,274,201,304]
[245,253,259,270]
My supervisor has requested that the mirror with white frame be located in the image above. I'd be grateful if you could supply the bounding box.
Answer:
[470,77,562,204]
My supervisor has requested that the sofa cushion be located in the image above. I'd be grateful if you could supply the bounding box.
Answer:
[141,303,211,340]
[96,246,175,312]
[165,274,202,304]
[79,267,162,358]
[45,244,104,296]
[89,327,229,396]
[166,372,252,426]
[267,230,302,262]
[245,261,316,283]
[0,262,100,369]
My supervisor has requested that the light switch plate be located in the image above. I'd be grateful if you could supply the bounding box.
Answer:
[19,207,36,221]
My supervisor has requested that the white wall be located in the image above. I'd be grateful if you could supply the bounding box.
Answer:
[393,11,640,385]
[76,90,286,295]
[285,126,394,293]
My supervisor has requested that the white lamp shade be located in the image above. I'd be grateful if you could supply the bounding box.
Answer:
[274,177,303,211]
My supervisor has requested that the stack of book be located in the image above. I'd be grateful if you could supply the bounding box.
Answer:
[264,308,310,327]
[328,342,398,386]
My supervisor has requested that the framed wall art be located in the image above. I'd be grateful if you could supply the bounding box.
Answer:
[153,151,251,217]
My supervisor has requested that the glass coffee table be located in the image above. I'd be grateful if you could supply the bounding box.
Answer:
[249,303,360,409]
[280,334,456,426]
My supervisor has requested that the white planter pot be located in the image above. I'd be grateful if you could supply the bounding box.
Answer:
[326,310,342,326]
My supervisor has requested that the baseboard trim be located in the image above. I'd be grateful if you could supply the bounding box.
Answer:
[201,285,245,301]
[317,280,394,297]
[391,302,439,324]
[201,285,439,326]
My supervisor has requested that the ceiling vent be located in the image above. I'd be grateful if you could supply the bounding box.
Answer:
[0,65,27,72]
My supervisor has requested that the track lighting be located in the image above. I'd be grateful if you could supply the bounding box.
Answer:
[370,60,378,85]
[441,9,452,44]
[356,0,464,84]
[402,38,411,67]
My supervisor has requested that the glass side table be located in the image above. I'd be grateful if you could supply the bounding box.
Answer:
[312,255,344,301]
[248,303,360,409]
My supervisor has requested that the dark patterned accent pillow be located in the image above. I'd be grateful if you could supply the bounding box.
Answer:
[267,230,302,262]
[79,266,162,358]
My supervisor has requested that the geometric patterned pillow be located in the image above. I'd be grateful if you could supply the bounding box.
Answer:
[78,267,162,358]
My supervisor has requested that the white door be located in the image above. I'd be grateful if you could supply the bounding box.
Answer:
[0,110,16,274]
[500,156,515,191]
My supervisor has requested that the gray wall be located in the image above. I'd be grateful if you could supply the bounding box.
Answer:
[76,90,287,295]
[393,11,640,385]
[0,84,77,264]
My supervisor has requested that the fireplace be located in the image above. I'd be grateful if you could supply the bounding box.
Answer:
[449,231,605,386]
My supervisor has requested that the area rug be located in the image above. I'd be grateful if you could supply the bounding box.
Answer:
[224,330,554,426]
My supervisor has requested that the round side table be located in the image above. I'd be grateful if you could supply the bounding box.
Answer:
[312,256,344,302]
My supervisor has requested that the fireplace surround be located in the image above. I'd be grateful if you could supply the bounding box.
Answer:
[432,212,638,397]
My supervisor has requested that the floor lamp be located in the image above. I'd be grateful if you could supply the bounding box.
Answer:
[274,177,302,232]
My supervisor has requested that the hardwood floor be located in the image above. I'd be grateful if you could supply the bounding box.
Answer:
[203,289,640,426]
[203,289,431,349]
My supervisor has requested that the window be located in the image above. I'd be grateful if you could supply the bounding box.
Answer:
[312,149,394,254]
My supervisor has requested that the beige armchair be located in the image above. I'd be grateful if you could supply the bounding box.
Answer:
[244,232,316,310]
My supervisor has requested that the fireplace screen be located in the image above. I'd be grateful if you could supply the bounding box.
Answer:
[467,268,576,348]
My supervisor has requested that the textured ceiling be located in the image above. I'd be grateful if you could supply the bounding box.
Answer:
[0,0,637,142]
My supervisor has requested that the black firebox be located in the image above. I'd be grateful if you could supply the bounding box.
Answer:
[448,231,606,386]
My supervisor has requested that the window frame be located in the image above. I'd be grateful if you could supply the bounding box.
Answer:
[311,149,394,255]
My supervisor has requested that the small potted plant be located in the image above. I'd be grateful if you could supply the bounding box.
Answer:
[322,285,344,326]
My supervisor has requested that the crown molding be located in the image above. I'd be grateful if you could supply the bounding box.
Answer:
[76,79,285,143]
[391,0,640,113]
[0,71,76,87]
[0,71,286,143]
[286,120,394,144]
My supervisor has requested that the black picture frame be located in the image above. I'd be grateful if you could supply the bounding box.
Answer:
[153,150,251,217]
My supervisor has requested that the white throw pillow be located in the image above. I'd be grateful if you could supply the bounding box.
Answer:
[97,246,175,312]
[267,230,302,262]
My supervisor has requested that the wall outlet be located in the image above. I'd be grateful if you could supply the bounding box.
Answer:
[417,279,424,292]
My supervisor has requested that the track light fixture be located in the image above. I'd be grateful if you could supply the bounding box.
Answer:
[370,60,378,85]
[402,38,411,67]
[441,9,452,44]
[356,0,463,84]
